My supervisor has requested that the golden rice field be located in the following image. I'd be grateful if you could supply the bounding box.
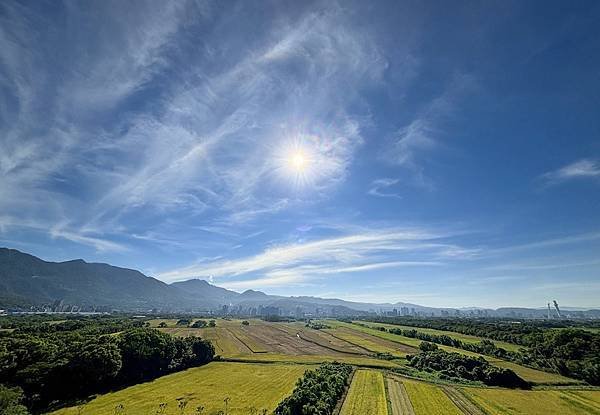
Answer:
[463,387,600,415]
[51,362,308,415]
[402,379,463,415]
[340,370,388,415]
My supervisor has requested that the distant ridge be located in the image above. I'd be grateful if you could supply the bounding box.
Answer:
[1,247,599,318]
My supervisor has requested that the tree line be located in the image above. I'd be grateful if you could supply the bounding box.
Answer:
[0,317,214,413]
[407,342,529,388]
[274,362,352,415]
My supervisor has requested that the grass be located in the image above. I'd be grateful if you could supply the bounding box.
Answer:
[359,321,522,352]
[489,359,581,385]
[403,379,462,415]
[340,370,388,415]
[51,362,308,415]
[463,387,600,415]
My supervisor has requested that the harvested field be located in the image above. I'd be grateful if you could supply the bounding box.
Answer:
[230,323,361,356]
[297,328,371,355]
[441,386,486,415]
[227,327,270,353]
[223,353,403,368]
[387,377,415,415]
[403,379,462,415]
[340,370,388,415]
[463,387,600,415]
[324,327,417,356]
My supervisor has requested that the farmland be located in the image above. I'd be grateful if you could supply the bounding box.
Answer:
[358,321,522,352]
[340,370,388,415]
[402,379,463,415]
[2,315,598,415]
[320,320,577,385]
[52,362,308,415]
[463,387,600,415]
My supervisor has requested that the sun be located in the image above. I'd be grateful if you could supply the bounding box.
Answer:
[291,152,307,171]
[273,135,322,189]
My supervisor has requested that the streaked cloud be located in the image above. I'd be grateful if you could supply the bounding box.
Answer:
[541,159,600,185]
[158,227,463,285]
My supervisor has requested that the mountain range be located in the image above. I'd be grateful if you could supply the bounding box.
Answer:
[1,247,598,318]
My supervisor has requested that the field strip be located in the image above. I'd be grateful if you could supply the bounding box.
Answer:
[297,330,367,355]
[226,327,268,353]
[340,370,388,415]
[386,377,415,415]
[403,379,463,415]
[441,386,487,415]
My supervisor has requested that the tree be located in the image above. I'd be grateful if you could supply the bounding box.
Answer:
[241,321,250,326]
[0,385,29,415]
[118,329,176,382]
[208,320,216,327]
[419,342,438,352]
[191,320,207,328]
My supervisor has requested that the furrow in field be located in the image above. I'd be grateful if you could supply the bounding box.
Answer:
[386,377,415,415]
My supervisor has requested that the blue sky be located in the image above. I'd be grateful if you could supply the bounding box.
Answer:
[1,0,599,308]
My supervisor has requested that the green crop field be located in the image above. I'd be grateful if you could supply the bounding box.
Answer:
[489,359,581,384]
[358,321,522,352]
[340,370,388,415]
[51,362,308,415]
[403,379,462,415]
[463,387,600,415]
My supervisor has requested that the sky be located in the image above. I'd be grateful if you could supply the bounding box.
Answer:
[1,0,599,308]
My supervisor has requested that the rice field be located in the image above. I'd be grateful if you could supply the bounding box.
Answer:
[340,370,388,415]
[323,320,579,385]
[463,387,600,415]
[51,362,309,415]
[402,379,463,415]
[358,321,522,352]
[387,377,415,415]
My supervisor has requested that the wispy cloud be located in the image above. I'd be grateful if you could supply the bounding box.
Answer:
[368,178,401,199]
[541,159,600,185]
[383,74,475,188]
[0,1,387,252]
[158,227,466,285]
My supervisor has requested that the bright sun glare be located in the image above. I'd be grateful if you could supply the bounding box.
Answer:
[291,152,307,171]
